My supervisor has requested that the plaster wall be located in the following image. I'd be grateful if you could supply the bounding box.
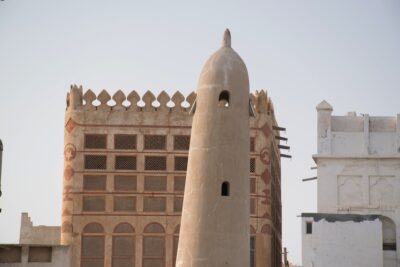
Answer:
[302,217,383,267]
[19,213,60,245]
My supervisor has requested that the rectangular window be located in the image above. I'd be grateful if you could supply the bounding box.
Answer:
[306,222,312,234]
[85,155,107,170]
[250,237,255,267]
[114,175,137,191]
[28,247,52,262]
[115,156,136,170]
[174,197,183,212]
[144,135,166,150]
[114,196,136,212]
[0,246,22,263]
[85,134,107,149]
[174,135,190,150]
[83,196,105,212]
[250,178,256,194]
[174,176,186,192]
[114,134,136,150]
[145,156,166,171]
[83,175,106,191]
[144,176,167,191]
[143,197,166,212]
[250,198,256,215]
[250,137,255,152]
[250,158,256,173]
[174,157,188,171]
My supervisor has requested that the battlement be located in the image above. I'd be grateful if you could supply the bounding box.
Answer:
[66,85,276,115]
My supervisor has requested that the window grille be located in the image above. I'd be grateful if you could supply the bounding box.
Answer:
[81,224,105,267]
[144,176,167,191]
[114,175,136,191]
[85,155,107,170]
[174,135,190,150]
[250,178,256,194]
[85,134,107,149]
[145,156,166,171]
[250,158,256,173]
[250,137,255,152]
[174,157,188,171]
[83,175,106,191]
[144,135,166,150]
[115,156,136,170]
[174,176,185,192]
[250,237,255,267]
[114,134,136,150]
[174,197,183,212]
[250,198,256,215]
[143,197,166,212]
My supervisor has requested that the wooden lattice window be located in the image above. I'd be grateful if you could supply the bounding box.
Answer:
[143,223,165,267]
[174,156,188,171]
[250,158,256,173]
[173,197,183,212]
[173,176,185,192]
[114,175,137,191]
[85,155,107,170]
[85,134,107,149]
[174,135,190,150]
[83,196,105,212]
[112,224,135,267]
[114,134,136,150]
[115,156,136,170]
[144,176,167,191]
[250,137,255,152]
[145,156,166,171]
[28,247,52,262]
[81,223,104,267]
[250,198,256,215]
[113,196,136,212]
[143,197,166,212]
[144,135,166,150]
[83,175,106,191]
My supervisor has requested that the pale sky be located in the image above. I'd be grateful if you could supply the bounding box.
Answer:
[0,0,399,264]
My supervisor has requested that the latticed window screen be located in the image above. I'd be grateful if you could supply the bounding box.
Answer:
[173,197,183,212]
[82,196,105,212]
[250,198,256,215]
[144,176,167,191]
[144,135,166,150]
[250,236,255,267]
[83,175,106,191]
[145,156,166,171]
[174,135,190,150]
[81,223,104,267]
[250,158,256,173]
[114,175,136,191]
[143,197,166,212]
[85,155,107,170]
[174,176,186,192]
[250,137,255,152]
[85,134,107,149]
[250,178,256,194]
[113,196,136,212]
[115,156,136,170]
[174,157,188,171]
[114,134,136,150]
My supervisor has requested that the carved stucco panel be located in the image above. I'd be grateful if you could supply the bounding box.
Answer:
[338,175,363,207]
[369,176,396,206]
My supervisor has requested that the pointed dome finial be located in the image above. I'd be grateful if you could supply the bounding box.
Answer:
[222,29,231,47]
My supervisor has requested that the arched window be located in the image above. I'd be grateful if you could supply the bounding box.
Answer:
[173,225,180,266]
[143,223,165,267]
[81,223,104,267]
[221,181,230,196]
[218,91,230,107]
[382,217,396,251]
[112,223,135,267]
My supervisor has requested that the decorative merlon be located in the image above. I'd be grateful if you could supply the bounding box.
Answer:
[66,85,276,115]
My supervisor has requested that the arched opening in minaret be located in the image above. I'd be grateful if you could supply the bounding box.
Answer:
[218,91,230,107]
[221,181,230,196]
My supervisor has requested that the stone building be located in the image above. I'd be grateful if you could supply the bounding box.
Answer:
[302,101,400,267]
[60,83,283,267]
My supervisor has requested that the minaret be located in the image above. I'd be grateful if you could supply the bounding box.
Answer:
[176,29,251,267]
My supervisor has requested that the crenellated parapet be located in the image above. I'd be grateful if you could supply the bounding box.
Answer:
[66,85,275,116]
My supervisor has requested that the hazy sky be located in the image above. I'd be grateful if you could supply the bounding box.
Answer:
[0,0,399,264]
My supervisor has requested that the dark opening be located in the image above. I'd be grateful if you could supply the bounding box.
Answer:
[218,91,230,107]
[221,181,230,196]
[383,243,397,251]
[306,222,312,234]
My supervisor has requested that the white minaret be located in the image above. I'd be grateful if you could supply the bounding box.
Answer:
[176,29,251,267]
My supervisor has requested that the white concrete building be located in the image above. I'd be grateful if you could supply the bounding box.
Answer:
[302,101,400,267]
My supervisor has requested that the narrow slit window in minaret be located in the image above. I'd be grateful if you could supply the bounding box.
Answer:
[218,91,230,107]
[221,181,230,196]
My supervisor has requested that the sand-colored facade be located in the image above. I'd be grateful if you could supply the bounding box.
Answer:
[61,83,282,267]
